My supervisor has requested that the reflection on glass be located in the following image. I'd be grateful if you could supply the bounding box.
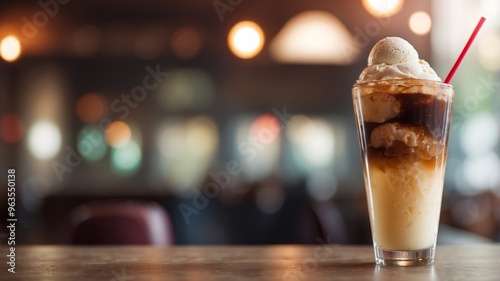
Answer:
[77,125,107,162]
[27,120,62,160]
[111,139,142,176]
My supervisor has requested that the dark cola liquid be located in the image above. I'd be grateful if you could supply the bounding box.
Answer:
[362,92,453,166]
[364,93,452,144]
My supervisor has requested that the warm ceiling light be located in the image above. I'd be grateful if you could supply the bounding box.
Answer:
[0,35,22,62]
[228,21,265,59]
[409,11,432,35]
[270,11,359,65]
[362,0,404,18]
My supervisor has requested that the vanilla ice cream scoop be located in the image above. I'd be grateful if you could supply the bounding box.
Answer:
[357,37,441,83]
[368,37,419,66]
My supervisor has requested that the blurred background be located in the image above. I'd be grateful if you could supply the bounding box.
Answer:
[0,0,499,245]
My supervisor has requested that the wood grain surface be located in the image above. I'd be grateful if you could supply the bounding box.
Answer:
[1,245,499,280]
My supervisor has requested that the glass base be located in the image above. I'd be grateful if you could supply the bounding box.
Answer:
[375,246,434,266]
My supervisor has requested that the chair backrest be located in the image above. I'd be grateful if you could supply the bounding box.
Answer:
[299,201,348,244]
[67,200,173,245]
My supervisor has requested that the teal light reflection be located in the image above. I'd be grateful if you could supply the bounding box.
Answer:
[111,139,142,176]
[77,125,107,162]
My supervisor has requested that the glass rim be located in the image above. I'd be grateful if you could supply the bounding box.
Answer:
[352,78,454,90]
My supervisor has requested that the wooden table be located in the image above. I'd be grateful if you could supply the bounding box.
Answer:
[1,245,499,280]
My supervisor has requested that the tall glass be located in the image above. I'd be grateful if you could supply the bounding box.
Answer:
[352,79,454,266]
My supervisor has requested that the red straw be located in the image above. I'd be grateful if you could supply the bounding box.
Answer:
[444,17,486,83]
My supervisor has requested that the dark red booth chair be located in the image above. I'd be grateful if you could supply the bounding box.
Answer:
[64,201,173,245]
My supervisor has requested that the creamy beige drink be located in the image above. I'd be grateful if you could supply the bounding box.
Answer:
[352,37,453,266]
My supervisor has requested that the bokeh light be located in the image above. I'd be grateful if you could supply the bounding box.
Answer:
[157,116,219,194]
[185,117,219,158]
[134,28,164,60]
[171,27,202,59]
[0,35,21,62]
[1,113,24,143]
[460,113,499,156]
[256,181,285,214]
[362,0,404,18]
[77,125,107,162]
[158,121,183,159]
[234,115,281,181]
[478,32,500,71]
[287,115,335,170]
[409,11,432,35]
[459,113,500,192]
[158,116,218,159]
[111,139,142,176]
[250,114,280,144]
[27,120,62,160]
[105,121,132,147]
[157,68,214,112]
[463,152,500,192]
[76,93,106,123]
[270,11,358,65]
[228,21,265,59]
